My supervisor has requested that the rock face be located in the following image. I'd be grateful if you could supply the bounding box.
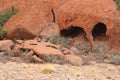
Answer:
[110,16,120,48]
[40,23,60,37]
[56,0,118,47]
[1,0,68,39]
[1,0,120,47]
[3,0,54,39]
[0,40,14,51]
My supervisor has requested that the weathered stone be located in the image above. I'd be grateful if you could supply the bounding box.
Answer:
[31,55,43,63]
[0,40,14,51]
[33,46,64,63]
[3,0,53,39]
[56,0,118,47]
[40,23,60,37]
[65,54,83,66]
[15,40,24,44]
[0,52,6,57]
[70,47,80,55]
[33,46,64,57]
[24,50,34,58]
[61,47,73,55]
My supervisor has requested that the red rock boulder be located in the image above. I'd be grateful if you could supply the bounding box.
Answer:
[56,0,118,47]
[3,0,54,39]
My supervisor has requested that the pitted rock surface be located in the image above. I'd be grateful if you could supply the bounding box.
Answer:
[56,0,119,46]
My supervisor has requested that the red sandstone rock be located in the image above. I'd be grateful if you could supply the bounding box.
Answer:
[40,23,60,37]
[56,0,118,47]
[65,54,83,66]
[1,0,68,39]
[3,0,53,39]
[20,39,64,57]
[0,40,14,51]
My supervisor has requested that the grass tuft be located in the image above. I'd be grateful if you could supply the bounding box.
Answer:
[41,63,55,74]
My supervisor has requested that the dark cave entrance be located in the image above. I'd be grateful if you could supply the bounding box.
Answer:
[60,26,85,38]
[92,22,108,41]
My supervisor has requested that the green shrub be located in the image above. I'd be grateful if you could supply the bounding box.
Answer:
[48,35,72,48]
[92,42,108,53]
[0,25,7,37]
[0,8,19,26]
[108,50,120,65]
[114,0,120,10]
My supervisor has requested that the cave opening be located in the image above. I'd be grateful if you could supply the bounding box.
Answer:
[92,22,108,41]
[60,26,85,38]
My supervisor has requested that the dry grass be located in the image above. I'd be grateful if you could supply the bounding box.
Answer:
[41,63,56,74]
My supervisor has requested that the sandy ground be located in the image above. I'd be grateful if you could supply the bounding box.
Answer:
[0,62,120,80]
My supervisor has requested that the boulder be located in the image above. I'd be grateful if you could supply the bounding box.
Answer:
[33,46,64,63]
[56,0,118,47]
[19,40,65,63]
[40,23,60,37]
[65,54,83,66]
[1,0,69,39]
[70,47,80,55]
[0,40,14,51]
[3,0,53,39]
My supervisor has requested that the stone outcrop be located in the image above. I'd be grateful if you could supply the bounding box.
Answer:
[18,39,83,65]
[0,0,120,47]
[2,0,54,39]
[1,0,69,39]
[0,40,14,51]
[56,0,118,47]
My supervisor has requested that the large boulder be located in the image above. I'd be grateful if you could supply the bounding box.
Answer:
[40,23,60,37]
[3,0,54,39]
[1,0,69,39]
[0,40,14,51]
[56,0,119,47]
[110,15,120,48]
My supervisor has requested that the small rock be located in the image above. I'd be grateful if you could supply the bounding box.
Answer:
[89,61,97,65]
[15,40,24,44]
[0,40,14,51]
[0,52,6,57]
[32,55,43,63]
[12,44,22,56]
[34,37,41,42]
[65,54,83,66]
[25,50,34,58]
[70,47,80,55]
[61,47,73,55]
[33,46,64,63]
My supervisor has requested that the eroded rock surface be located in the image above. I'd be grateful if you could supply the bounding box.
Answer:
[3,0,53,39]
[0,0,120,47]
[56,0,119,47]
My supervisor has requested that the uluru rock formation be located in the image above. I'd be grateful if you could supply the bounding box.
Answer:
[2,0,54,39]
[1,0,70,39]
[0,0,120,47]
[56,0,119,47]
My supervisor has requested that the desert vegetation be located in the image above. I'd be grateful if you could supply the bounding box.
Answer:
[0,8,19,26]
[0,0,120,79]
[0,8,19,38]
[114,0,120,10]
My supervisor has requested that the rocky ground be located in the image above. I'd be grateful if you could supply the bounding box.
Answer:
[0,36,120,80]
[0,62,120,80]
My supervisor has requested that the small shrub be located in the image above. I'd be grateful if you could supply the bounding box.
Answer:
[108,51,120,65]
[0,8,19,26]
[74,42,91,53]
[48,35,72,48]
[41,54,65,64]
[92,42,108,53]
[114,0,120,10]
[0,25,7,37]
[41,63,55,74]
